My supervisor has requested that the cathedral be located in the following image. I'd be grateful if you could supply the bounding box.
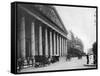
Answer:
[17,3,68,69]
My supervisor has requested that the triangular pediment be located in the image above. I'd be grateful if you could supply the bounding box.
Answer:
[34,5,67,34]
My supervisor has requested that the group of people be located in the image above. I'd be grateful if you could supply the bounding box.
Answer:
[86,54,96,65]
[17,56,60,72]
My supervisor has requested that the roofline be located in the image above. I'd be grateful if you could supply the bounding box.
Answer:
[52,7,68,35]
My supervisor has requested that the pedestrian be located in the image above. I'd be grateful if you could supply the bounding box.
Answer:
[86,54,89,64]
[93,54,96,64]
[27,57,30,66]
[66,55,71,61]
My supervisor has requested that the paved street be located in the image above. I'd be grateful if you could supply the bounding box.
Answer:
[19,56,96,73]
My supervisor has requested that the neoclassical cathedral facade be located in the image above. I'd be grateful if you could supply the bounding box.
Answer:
[17,3,68,68]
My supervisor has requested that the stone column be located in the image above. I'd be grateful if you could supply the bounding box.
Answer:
[65,39,67,56]
[31,22,35,56]
[20,17,26,60]
[50,31,53,57]
[63,38,65,55]
[17,39,20,59]
[62,38,63,56]
[63,38,65,56]
[31,22,35,65]
[53,32,56,56]
[60,36,62,56]
[39,25,43,56]
[63,38,64,56]
[57,34,59,56]
[66,39,67,56]
[45,28,48,56]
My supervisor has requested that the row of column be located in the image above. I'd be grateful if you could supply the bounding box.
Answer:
[39,27,67,57]
[19,17,67,60]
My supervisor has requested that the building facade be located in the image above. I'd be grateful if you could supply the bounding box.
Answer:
[17,3,68,67]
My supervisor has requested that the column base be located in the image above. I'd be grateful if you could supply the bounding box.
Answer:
[17,58,28,69]
[22,58,28,68]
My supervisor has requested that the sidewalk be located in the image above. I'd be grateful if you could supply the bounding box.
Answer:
[19,56,96,73]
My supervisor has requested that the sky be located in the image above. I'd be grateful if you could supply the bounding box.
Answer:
[55,6,96,53]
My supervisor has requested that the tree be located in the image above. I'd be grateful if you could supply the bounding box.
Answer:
[92,42,97,64]
[92,42,97,55]
[67,31,85,58]
[74,37,84,52]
